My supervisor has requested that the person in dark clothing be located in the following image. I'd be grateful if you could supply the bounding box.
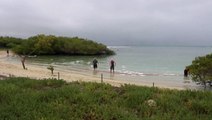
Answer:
[93,58,98,70]
[6,49,9,56]
[184,68,189,77]
[110,60,116,73]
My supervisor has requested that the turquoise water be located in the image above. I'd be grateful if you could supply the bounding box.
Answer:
[108,46,212,76]
[28,46,212,76]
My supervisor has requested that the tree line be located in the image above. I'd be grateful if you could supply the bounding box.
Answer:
[0,34,115,55]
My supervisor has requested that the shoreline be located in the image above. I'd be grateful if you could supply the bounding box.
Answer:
[0,50,199,90]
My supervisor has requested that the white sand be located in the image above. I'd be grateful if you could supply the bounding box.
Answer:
[0,50,128,87]
[0,50,196,90]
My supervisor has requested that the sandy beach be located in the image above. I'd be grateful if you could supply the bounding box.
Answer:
[0,50,198,90]
[0,50,132,86]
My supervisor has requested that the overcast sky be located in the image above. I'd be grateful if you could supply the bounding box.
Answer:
[0,0,212,46]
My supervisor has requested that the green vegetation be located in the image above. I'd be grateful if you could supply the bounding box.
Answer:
[187,53,212,88]
[0,36,23,48]
[0,77,212,120]
[0,34,115,55]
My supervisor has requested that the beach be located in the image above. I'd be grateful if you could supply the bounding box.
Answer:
[0,50,200,90]
[0,50,121,86]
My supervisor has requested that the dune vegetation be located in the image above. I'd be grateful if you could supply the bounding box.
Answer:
[0,77,211,120]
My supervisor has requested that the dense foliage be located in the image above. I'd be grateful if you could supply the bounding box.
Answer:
[0,77,212,120]
[187,53,212,88]
[0,36,23,48]
[0,35,114,55]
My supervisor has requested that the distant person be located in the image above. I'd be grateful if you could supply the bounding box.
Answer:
[110,59,116,73]
[93,58,98,70]
[184,68,189,77]
[6,49,9,56]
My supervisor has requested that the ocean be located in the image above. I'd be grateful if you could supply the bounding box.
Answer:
[9,46,212,89]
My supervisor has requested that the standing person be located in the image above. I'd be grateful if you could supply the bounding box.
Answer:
[110,59,116,73]
[6,49,9,56]
[93,58,98,70]
[184,68,189,77]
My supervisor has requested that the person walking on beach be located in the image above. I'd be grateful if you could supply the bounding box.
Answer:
[110,59,116,73]
[93,58,98,70]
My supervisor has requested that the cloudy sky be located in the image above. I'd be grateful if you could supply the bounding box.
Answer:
[0,0,212,46]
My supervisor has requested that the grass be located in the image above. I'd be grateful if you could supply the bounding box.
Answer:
[0,77,212,120]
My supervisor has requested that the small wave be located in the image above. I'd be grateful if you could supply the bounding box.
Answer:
[116,70,146,76]
[75,60,81,64]
[163,73,176,76]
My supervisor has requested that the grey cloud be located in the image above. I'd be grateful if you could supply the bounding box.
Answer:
[0,0,212,46]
